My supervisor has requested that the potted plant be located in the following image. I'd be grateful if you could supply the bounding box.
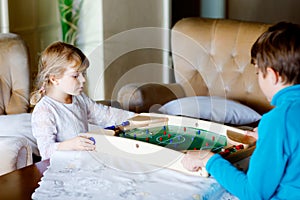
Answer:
[58,0,83,45]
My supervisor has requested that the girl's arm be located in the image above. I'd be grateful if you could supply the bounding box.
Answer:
[31,108,59,160]
[57,135,95,151]
[83,93,135,127]
[32,105,96,160]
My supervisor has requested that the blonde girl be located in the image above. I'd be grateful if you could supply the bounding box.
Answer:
[31,41,134,160]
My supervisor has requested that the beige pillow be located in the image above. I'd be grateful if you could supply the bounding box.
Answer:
[158,96,261,125]
[0,113,39,156]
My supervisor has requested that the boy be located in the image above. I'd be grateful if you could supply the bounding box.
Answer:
[181,22,300,199]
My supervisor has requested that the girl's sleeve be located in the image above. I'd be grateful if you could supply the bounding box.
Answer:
[31,106,59,160]
[83,94,135,127]
[206,113,287,200]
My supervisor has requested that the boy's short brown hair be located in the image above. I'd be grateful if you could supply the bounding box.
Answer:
[251,22,300,85]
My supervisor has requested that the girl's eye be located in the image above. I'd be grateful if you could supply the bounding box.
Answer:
[72,71,86,79]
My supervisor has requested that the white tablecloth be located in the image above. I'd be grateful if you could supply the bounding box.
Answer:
[32,151,238,200]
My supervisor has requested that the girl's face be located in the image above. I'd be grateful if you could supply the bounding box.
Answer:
[55,64,86,96]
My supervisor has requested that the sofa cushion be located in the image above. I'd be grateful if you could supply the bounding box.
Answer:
[0,113,39,156]
[158,96,261,125]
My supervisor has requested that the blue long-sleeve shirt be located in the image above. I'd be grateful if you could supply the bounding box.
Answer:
[206,85,300,199]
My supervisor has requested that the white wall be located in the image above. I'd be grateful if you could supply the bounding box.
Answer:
[9,0,300,99]
[9,0,171,101]
[77,0,172,100]
[228,0,300,24]
[9,0,60,84]
[102,0,171,100]
[77,0,104,100]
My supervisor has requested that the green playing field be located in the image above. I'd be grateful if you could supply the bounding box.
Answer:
[120,125,227,152]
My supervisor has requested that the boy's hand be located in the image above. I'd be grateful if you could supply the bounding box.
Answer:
[58,136,96,151]
[246,127,258,140]
[181,150,214,172]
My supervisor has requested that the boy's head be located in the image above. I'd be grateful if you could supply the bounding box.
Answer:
[251,22,300,85]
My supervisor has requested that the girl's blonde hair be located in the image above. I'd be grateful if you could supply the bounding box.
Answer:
[30,41,89,106]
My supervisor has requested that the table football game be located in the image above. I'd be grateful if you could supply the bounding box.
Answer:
[84,113,256,177]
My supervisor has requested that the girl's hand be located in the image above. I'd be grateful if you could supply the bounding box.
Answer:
[181,150,214,172]
[58,136,96,151]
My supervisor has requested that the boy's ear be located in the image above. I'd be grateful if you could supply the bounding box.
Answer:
[266,67,280,85]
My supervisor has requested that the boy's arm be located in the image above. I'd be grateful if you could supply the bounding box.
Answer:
[207,117,286,199]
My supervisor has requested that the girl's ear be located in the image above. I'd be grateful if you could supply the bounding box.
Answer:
[266,67,281,85]
[49,75,58,85]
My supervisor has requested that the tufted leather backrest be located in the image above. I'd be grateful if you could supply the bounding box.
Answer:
[0,33,30,114]
[171,18,273,114]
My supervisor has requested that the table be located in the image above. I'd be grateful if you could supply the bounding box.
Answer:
[31,151,238,200]
[0,159,49,200]
[1,114,250,200]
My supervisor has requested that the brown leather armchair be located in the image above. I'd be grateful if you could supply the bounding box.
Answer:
[117,18,273,119]
[0,33,30,114]
[0,33,32,175]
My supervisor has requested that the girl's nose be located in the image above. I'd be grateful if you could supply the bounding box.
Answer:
[78,73,86,83]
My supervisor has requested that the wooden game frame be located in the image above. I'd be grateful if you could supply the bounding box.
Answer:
[83,113,256,177]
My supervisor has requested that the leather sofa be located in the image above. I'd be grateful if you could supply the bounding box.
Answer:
[117,18,273,126]
[0,33,30,114]
[0,33,33,176]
